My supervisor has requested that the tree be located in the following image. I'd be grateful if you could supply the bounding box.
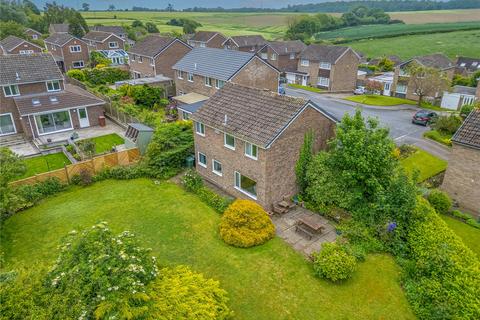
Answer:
[68,16,85,38]
[165,3,174,12]
[0,21,26,39]
[131,19,144,28]
[295,130,314,195]
[145,22,159,33]
[81,2,89,11]
[108,4,115,11]
[365,80,383,94]
[23,0,41,15]
[378,57,394,71]
[407,64,449,106]
[0,1,28,24]
[0,148,26,217]
[90,51,111,67]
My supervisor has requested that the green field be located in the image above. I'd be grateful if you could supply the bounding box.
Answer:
[20,153,71,179]
[0,179,415,319]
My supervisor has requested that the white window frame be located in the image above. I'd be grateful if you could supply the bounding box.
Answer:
[150,58,155,66]
[244,142,258,160]
[260,52,268,59]
[271,53,277,61]
[301,59,309,66]
[205,77,212,87]
[0,113,17,136]
[3,85,20,97]
[19,50,34,54]
[177,70,183,79]
[131,54,136,61]
[32,34,38,40]
[72,61,84,68]
[46,80,61,92]
[187,73,193,82]
[108,41,118,48]
[319,62,331,70]
[215,79,225,89]
[212,159,223,176]
[195,122,205,136]
[289,53,295,60]
[199,42,206,48]
[33,109,73,136]
[69,45,81,53]
[224,133,235,150]
[182,111,190,120]
[396,83,407,94]
[317,77,330,87]
[234,171,257,200]
[139,56,143,63]
[197,152,207,168]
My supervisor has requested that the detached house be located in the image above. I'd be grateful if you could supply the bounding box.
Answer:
[392,53,455,101]
[187,31,226,49]
[127,35,191,79]
[0,53,104,139]
[455,56,480,76]
[191,83,337,210]
[173,47,279,97]
[24,28,42,41]
[442,108,480,214]
[223,35,266,53]
[0,36,43,55]
[44,33,89,71]
[288,44,360,92]
[82,31,128,66]
[257,40,307,73]
[91,26,127,40]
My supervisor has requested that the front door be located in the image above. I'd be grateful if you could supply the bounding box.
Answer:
[78,108,89,128]
[383,82,391,96]
[302,76,307,86]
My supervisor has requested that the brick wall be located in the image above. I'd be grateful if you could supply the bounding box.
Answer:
[476,80,480,99]
[442,144,480,214]
[155,41,191,79]
[60,39,89,71]
[257,46,300,73]
[208,34,227,49]
[330,50,359,92]
[231,57,279,92]
[91,34,125,50]
[175,73,219,96]
[7,42,42,54]
[129,55,156,78]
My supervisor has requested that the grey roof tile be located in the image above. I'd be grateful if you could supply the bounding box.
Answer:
[414,53,454,69]
[50,23,70,33]
[229,35,266,48]
[300,44,352,63]
[452,108,480,150]
[189,31,221,42]
[0,36,40,52]
[127,35,179,57]
[91,26,126,36]
[0,53,63,86]
[83,31,115,42]
[266,40,306,55]
[44,33,75,46]
[456,56,480,73]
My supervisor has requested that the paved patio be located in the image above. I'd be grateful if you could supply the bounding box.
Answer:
[272,206,337,258]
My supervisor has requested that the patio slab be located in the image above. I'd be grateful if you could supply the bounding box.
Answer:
[9,141,40,156]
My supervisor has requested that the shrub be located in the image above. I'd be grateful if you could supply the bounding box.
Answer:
[15,177,66,206]
[82,67,130,85]
[94,165,148,181]
[197,187,232,214]
[451,210,480,229]
[423,130,452,146]
[427,189,452,214]
[181,169,204,192]
[66,69,86,82]
[432,114,462,135]
[459,104,474,119]
[398,144,416,158]
[219,200,275,248]
[78,169,93,186]
[312,242,357,282]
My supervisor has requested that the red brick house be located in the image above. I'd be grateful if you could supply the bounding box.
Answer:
[0,36,43,55]
[222,35,266,53]
[44,33,89,71]
[82,31,128,66]
[257,40,307,73]
[191,83,337,210]
[127,35,191,79]
[24,28,42,41]
[0,53,104,139]
[187,31,226,49]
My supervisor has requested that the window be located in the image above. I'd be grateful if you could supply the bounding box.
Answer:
[234,171,257,199]
[289,53,295,60]
[244,142,258,160]
[460,62,466,67]
[32,34,38,40]
[197,152,207,167]
[108,41,118,48]
[131,54,136,61]
[32,98,41,105]
[182,111,190,120]
[260,52,268,59]
[301,59,309,66]
[150,58,155,66]
[34,110,72,134]
[72,61,84,68]
[46,80,61,92]
[19,50,34,54]
[317,77,330,87]
[133,72,141,79]
[3,85,19,97]
[271,53,277,60]
[177,70,184,79]
[396,83,407,94]
[224,133,235,150]
[472,62,478,66]
[187,73,193,82]
[69,45,81,53]
[215,79,225,89]
[139,56,143,63]
[0,113,16,135]
[205,77,212,87]
[319,62,331,70]
[399,68,409,77]
[212,159,222,176]
[195,122,205,136]
[200,42,206,48]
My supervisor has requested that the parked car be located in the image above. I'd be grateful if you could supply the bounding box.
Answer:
[412,110,438,126]
[354,86,365,95]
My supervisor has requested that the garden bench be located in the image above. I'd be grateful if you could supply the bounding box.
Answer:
[295,215,325,240]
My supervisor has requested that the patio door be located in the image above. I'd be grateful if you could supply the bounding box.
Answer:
[78,108,90,128]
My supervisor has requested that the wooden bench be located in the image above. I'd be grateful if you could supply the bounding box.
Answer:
[294,215,325,239]
[295,223,315,240]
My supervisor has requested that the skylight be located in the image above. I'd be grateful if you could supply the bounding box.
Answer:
[32,98,40,105]
[49,96,59,103]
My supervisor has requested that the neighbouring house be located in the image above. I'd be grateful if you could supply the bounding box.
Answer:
[172,47,279,97]
[49,23,70,34]
[368,55,403,67]
[222,35,266,53]
[288,44,360,92]
[257,40,307,74]
[127,35,191,79]
[0,53,105,139]
[0,36,43,55]
[392,53,455,102]
[441,85,478,110]
[172,92,209,121]
[44,33,89,72]
[191,83,337,210]
[455,56,480,76]
[187,31,227,49]
[24,28,42,41]
[82,31,128,66]
[442,108,480,214]
[91,26,128,40]
[367,72,394,96]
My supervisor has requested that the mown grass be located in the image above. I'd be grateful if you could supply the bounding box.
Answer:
[345,94,417,106]
[20,153,71,179]
[0,179,415,320]
[288,83,325,93]
[77,133,125,154]
[400,147,448,182]
[442,215,480,258]
[423,130,452,147]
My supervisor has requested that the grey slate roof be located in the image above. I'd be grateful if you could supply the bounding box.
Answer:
[50,23,69,33]
[191,83,337,148]
[189,31,220,42]
[266,40,306,55]
[83,31,116,42]
[452,85,477,95]
[173,47,257,81]
[456,56,480,73]
[228,35,266,48]
[0,36,40,52]
[452,108,480,150]
[300,44,352,63]
[0,53,63,86]
[127,35,178,57]
[91,26,126,36]
[401,53,454,70]
[44,33,75,46]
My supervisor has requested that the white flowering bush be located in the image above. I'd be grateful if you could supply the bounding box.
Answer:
[45,222,158,319]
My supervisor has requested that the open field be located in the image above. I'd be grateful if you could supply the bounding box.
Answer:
[0,179,415,319]
[388,9,480,24]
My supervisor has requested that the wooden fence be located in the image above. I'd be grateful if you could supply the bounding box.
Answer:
[11,148,140,187]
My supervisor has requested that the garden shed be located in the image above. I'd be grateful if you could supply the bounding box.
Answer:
[124,123,154,155]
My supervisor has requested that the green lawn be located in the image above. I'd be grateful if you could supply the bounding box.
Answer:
[442,215,480,258]
[345,95,417,106]
[0,179,415,320]
[423,130,453,147]
[20,153,71,179]
[288,83,325,93]
[401,147,448,182]
[78,133,125,154]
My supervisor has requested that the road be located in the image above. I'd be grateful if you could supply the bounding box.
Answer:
[286,88,451,160]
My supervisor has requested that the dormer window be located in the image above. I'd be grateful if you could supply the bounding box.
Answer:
[46,80,61,92]
[109,41,118,48]
[3,85,20,97]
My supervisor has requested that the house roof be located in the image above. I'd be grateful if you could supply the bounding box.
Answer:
[91,26,126,36]
[83,31,119,43]
[25,28,42,35]
[401,53,454,70]
[127,35,180,57]
[226,35,266,48]
[265,40,307,55]
[0,35,41,52]
[173,92,209,104]
[44,33,76,46]
[191,83,337,148]
[14,84,104,116]
[0,53,63,86]
[456,56,480,73]
[368,55,403,66]
[189,31,221,42]
[177,100,206,114]
[173,47,262,81]
[452,108,480,150]
[452,85,477,95]
[49,23,69,33]
[300,44,353,63]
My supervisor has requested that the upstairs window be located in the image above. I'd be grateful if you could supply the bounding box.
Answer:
[195,122,205,136]
[197,152,207,167]
[205,77,213,87]
[46,80,61,92]
[260,52,268,59]
[131,54,136,61]
[3,85,20,97]
[139,56,143,63]
[289,53,295,60]
[215,79,225,89]
[108,41,118,48]
[245,142,258,160]
[188,73,194,82]
[271,53,277,60]
[177,70,184,79]
[301,59,309,66]
[319,62,331,70]
[69,45,81,53]
[200,42,206,48]
[224,133,235,150]
[212,159,223,176]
